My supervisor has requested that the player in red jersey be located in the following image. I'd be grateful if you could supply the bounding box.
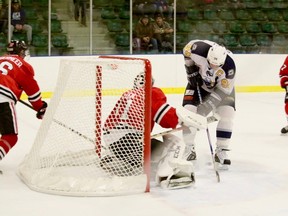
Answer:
[0,40,47,162]
[101,72,206,189]
[279,56,288,134]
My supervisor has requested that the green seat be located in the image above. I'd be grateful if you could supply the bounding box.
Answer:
[115,33,129,47]
[187,9,203,20]
[219,10,235,21]
[273,35,288,46]
[32,34,48,47]
[118,9,129,20]
[51,20,63,33]
[212,21,228,33]
[272,0,288,9]
[277,22,288,33]
[176,21,192,33]
[266,10,282,21]
[261,22,277,33]
[107,20,124,32]
[223,34,238,47]
[229,22,245,34]
[24,7,38,20]
[242,0,259,9]
[239,34,256,46]
[52,34,69,47]
[29,20,43,33]
[250,10,267,21]
[256,34,272,46]
[203,9,219,20]
[258,0,271,9]
[195,22,213,33]
[246,22,261,33]
[101,7,117,19]
[235,10,251,21]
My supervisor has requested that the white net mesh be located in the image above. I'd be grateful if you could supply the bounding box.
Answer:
[18,56,151,196]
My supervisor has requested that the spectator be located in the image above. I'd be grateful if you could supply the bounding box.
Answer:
[74,0,87,27]
[154,0,173,20]
[153,13,173,53]
[133,0,157,17]
[9,0,32,45]
[133,15,158,53]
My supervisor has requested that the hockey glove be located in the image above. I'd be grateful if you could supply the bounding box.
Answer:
[36,101,48,119]
[185,65,202,88]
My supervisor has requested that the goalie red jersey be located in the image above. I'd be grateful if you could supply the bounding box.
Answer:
[279,56,288,88]
[0,54,43,111]
[104,86,179,131]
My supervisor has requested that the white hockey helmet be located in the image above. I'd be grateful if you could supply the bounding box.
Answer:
[207,44,227,66]
[133,72,154,89]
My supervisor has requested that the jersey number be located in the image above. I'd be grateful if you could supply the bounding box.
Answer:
[0,61,13,75]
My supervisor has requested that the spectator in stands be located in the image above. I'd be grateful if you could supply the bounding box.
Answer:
[153,13,173,53]
[154,0,173,20]
[133,15,158,53]
[9,0,32,45]
[74,0,87,27]
[133,0,157,17]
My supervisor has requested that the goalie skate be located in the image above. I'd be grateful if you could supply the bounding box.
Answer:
[281,126,288,134]
[214,147,231,170]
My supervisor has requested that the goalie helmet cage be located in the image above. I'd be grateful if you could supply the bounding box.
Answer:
[17,56,152,196]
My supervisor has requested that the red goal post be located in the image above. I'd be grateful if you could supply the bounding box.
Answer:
[17,56,152,196]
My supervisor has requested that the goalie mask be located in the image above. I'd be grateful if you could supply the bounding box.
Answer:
[7,40,30,59]
[207,44,227,66]
[133,72,155,89]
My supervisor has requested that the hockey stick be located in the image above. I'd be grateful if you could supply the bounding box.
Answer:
[19,99,96,146]
[196,84,220,183]
[151,116,218,139]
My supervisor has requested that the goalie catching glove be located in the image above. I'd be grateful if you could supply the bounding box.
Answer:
[176,106,207,130]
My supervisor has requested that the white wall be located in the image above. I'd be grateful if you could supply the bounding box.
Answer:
[28,54,286,93]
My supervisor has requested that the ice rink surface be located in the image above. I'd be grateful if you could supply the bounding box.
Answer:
[1,92,288,216]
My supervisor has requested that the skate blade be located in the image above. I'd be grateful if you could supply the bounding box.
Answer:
[215,162,230,170]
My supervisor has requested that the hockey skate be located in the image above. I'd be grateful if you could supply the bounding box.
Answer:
[214,147,231,170]
[281,125,288,134]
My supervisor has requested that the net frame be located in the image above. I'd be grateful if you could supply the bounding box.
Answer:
[17,56,152,196]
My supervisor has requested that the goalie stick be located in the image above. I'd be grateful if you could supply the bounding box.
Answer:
[19,100,98,150]
[151,115,218,139]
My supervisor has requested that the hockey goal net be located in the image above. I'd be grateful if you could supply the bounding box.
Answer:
[18,56,152,196]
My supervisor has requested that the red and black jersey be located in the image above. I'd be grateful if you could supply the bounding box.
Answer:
[279,56,288,88]
[0,54,43,111]
[104,86,179,131]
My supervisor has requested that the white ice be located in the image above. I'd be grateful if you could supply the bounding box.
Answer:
[1,92,288,216]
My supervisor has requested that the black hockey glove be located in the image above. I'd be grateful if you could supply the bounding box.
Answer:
[185,65,202,88]
[36,101,48,119]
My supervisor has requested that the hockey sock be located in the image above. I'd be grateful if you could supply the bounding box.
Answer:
[0,134,18,161]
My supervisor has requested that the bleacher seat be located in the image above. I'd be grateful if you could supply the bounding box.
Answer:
[29,20,44,34]
[272,0,288,9]
[187,9,203,20]
[212,21,228,33]
[261,22,277,33]
[32,33,48,47]
[266,10,282,21]
[176,21,192,33]
[250,10,267,21]
[51,20,63,33]
[229,21,245,34]
[246,22,261,33]
[118,8,130,20]
[24,7,38,20]
[273,34,288,46]
[242,0,258,9]
[219,10,235,21]
[258,0,271,9]
[115,33,129,47]
[239,34,256,46]
[223,34,238,47]
[107,20,124,33]
[101,7,117,19]
[195,21,213,33]
[52,34,69,48]
[203,9,219,20]
[235,9,251,21]
[277,22,288,33]
[256,34,272,46]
